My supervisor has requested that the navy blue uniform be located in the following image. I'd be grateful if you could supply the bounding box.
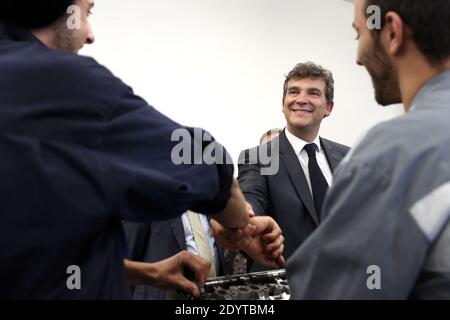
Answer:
[0,24,233,299]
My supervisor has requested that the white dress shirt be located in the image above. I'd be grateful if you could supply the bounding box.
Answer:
[284,128,333,196]
[181,212,220,274]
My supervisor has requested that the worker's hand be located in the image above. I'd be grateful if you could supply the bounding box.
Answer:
[125,251,210,298]
[240,216,285,269]
[210,218,256,250]
[246,201,255,217]
[153,251,211,298]
[209,201,257,250]
[210,216,285,269]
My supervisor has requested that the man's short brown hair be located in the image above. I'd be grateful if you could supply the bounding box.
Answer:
[283,62,334,103]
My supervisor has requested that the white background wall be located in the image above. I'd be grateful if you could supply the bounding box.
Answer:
[82,0,403,168]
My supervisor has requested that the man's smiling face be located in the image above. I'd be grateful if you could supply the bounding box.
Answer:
[282,77,333,138]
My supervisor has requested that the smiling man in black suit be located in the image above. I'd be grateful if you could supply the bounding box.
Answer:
[238,62,350,267]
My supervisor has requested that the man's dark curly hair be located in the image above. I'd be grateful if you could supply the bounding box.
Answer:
[365,0,450,64]
[0,0,74,29]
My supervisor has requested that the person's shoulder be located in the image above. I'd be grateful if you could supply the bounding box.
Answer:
[14,44,125,99]
[238,146,258,166]
[359,115,419,151]
[242,135,282,154]
[238,145,258,159]
[329,120,404,191]
[343,116,419,171]
[320,137,350,153]
[238,135,281,165]
[42,49,124,90]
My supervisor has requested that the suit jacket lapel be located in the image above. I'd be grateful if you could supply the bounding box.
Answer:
[320,138,341,172]
[279,132,319,226]
[170,218,187,251]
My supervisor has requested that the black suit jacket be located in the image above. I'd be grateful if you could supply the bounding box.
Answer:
[238,131,350,262]
[123,218,225,300]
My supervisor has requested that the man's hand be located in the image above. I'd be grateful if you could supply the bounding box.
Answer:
[245,201,255,217]
[124,251,210,298]
[210,218,255,250]
[209,201,257,250]
[241,216,285,269]
[210,216,285,269]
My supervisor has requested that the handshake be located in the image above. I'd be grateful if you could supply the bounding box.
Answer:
[210,201,285,269]
[125,179,285,298]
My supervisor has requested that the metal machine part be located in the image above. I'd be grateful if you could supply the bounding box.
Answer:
[169,269,291,300]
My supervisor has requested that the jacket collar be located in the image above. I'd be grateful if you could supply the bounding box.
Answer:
[0,23,45,46]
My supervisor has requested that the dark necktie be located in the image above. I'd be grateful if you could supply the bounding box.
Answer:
[303,143,329,219]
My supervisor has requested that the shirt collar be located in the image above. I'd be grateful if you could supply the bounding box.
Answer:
[284,128,322,155]
[409,69,450,112]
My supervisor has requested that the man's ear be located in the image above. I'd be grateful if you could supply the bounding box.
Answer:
[324,101,334,118]
[382,11,406,56]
